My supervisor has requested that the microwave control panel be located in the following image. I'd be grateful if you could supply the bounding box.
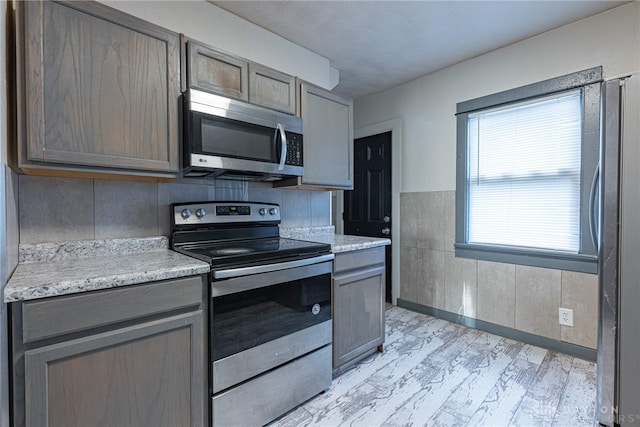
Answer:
[286,134,303,166]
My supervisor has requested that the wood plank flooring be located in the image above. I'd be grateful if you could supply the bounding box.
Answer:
[270,305,597,427]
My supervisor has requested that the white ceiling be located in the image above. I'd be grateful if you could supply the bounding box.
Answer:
[211,0,628,100]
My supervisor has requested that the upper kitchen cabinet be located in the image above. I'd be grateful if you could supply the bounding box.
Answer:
[187,40,249,102]
[185,40,296,114]
[276,81,354,190]
[248,63,296,114]
[14,1,180,180]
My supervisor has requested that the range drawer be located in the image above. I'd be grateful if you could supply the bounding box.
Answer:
[213,345,331,426]
[20,276,204,344]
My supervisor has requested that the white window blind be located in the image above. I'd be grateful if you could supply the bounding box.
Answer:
[467,89,582,253]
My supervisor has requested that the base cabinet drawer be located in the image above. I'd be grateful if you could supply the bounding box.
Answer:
[20,276,203,343]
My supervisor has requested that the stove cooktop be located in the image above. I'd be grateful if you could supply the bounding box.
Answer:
[170,201,332,270]
[176,237,331,268]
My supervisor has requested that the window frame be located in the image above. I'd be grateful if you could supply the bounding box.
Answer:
[455,67,602,274]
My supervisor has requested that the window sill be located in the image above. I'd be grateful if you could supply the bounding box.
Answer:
[454,243,597,274]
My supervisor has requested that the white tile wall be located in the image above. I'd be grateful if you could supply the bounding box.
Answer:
[515,265,562,340]
[18,175,94,243]
[400,190,598,349]
[94,180,158,239]
[416,249,445,308]
[281,189,311,228]
[416,191,445,250]
[16,176,332,244]
[561,271,598,348]
[477,260,516,328]
[444,251,477,317]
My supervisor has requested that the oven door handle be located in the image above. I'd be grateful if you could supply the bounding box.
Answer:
[213,253,335,279]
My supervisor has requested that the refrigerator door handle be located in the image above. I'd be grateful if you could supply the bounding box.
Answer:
[589,163,600,249]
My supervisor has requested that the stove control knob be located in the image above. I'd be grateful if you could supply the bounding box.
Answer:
[269,208,278,215]
[259,208,266,216]
[195,208,206,219]
[180,208,192,219]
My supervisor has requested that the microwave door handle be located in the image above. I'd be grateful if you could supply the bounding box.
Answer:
[276,123,287,170]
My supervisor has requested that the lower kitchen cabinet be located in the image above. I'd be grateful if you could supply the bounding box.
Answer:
[10,275,207,427]
[333,246,385,374]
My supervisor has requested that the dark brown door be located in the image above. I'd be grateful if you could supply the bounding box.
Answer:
[344,132,392,302]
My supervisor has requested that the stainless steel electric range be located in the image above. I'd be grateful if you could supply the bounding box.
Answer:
[170,201,334,426]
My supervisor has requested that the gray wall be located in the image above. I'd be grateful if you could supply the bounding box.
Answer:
[399,190,598,350]
[16,175,331,244]
[352,6,636,354]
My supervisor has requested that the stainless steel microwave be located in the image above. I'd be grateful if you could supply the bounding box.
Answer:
[183,89,304,180]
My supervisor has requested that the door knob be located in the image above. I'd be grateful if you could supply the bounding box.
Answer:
[383,216,390,223]
[382,227,390,235]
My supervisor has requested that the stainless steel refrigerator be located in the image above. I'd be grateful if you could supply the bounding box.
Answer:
[597,74,640,427]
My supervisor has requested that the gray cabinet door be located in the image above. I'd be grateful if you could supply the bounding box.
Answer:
[333,248,385,371]
[24,311,205,427]
[276,82,354,189]
[249,63,296,114]
[11,276,207,427]
[302,82,353,189]
[188,40,249,101]
[18,1,180,177]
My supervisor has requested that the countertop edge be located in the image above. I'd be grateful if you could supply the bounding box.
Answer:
[330,239,391,253]
[5,250,210,303]
[292,233,391,253]
[6,233,390,302]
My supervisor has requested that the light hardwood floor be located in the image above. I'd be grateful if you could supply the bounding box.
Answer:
[271,305,597,427]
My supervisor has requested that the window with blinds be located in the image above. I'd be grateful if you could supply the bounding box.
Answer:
[455,67,602,273]
[467,90,582,252]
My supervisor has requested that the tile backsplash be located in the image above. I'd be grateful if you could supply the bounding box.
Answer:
[400,190,598,350]
[17,175,331,243]
[16,177,598,350]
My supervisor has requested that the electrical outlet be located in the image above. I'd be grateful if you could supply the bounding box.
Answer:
[559,308,574,327]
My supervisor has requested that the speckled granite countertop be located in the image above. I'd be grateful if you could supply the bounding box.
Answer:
[280,227,390,253]
[6,230,388,302]
[4,237,210,303]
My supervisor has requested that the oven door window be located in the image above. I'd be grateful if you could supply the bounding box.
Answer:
[191,112,277,163]
[212,273,331,361]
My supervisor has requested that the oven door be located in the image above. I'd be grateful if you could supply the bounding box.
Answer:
[185,89,303,178]
[211,258,333,394]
